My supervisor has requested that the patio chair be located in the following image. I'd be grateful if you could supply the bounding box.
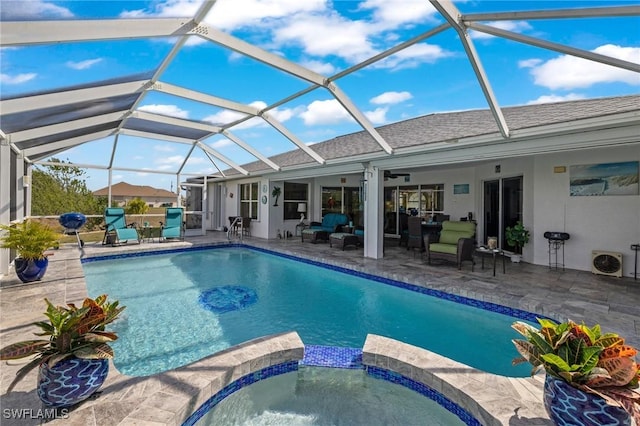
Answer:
[406,216,423,257]
[102,207,140,246]
[160,207,185,241]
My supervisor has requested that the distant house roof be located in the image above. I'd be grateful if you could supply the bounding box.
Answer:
[93,182,177,198]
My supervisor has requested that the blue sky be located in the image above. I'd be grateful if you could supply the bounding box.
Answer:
[1,0,639,191]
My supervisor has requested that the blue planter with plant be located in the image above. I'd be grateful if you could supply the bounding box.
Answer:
[0,295,125,407]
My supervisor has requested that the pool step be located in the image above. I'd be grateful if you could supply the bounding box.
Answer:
[300,345,363,369]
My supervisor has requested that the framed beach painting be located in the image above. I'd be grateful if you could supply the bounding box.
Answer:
[569,161,639,196]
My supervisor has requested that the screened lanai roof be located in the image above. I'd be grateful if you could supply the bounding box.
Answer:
[1,1,639,187]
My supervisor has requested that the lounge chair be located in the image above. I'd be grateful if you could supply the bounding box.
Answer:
[160,207,185,241]
[301,213,349,243]
[102,208,140,246]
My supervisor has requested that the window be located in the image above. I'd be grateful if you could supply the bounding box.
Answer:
[240,182,259,220]
[284,182,308,220]
[322,186,362,225]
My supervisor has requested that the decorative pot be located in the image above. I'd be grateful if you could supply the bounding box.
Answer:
[37,358,109,408]
[14,257,49,283]
[543,375,632,426]
[510,254,521,263]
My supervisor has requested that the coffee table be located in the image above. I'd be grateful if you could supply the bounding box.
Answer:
[474,247,506,276]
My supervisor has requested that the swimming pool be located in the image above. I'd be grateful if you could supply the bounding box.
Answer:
[82,245,536,377]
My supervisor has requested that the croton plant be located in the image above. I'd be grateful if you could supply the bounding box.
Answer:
[0,295,125,392]
[512,318,640,423]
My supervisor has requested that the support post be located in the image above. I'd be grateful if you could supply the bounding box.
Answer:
[363,163,384,259]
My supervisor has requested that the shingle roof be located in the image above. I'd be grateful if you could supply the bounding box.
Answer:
[226,94,640,176]
[93,182,177,198]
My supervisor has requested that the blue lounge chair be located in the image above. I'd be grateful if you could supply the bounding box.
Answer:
[103,208,140,246]
[160,207,184,241]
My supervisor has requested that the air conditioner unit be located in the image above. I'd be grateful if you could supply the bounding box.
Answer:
[591,251,623,278]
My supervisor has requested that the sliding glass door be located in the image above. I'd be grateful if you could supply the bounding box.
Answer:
[483,176,523,250]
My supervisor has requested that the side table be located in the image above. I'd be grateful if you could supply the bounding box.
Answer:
[473,247,506,276]
[295,222,308,237]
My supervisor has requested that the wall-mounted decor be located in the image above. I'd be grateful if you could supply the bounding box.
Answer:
[261,195,268,205]
[570,161,639,196]
[262,184,268,193]
[453,184,469,195]
[271,186,281,206]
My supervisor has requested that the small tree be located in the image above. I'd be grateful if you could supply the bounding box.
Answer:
[126,198,148,215]
[31,158,107,230]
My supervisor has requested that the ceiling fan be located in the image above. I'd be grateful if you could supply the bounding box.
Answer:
[384,170,411,180]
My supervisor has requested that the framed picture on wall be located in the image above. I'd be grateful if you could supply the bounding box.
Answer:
[569,161,639,196]
[453,184,470,195]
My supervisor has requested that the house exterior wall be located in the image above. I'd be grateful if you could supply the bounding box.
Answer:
[532,145,639,278]
[216,144,638,276]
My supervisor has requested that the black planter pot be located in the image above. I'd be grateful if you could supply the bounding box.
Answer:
[14,257,49,283]
[544,375,632,426]
[37,358,109,408]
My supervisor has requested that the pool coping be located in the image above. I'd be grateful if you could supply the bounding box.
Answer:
[2,242,552,425]
[42,331,550,425]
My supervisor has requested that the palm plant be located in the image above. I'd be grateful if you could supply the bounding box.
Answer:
[0,220,59,260]
[512,318,640,422]
[0,294,125,392]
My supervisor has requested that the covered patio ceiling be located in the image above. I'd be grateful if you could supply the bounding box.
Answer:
[1,1,639,184]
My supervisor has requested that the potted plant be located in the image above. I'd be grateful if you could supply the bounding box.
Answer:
[512,318,640,425]
[0,295,125,408]
[505,221,529,262]
[272,186,281,207]
[0,220,60,282]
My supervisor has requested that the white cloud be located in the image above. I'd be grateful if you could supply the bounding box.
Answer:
[299,59,337,75]
[206,0,327,31]
[529,44,640,90]
[470,21,532,40]
[518,58,543,69]
[138,104,190,119]
[273,13,376,63]
[300,99,353,125]
[0,73,37,84]
[374,42,453,69]
[157,155,186,165]
[204,109,249,126]
[66,58,103,70]
[526,93,586,105]
[358,0,437,29]
[210,139,234,149]
[370,91,412,105]
[0,0,73,20]
[365,107,388,124]
[154,145,176,153]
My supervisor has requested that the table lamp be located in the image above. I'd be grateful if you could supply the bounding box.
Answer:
[297,203,307,223]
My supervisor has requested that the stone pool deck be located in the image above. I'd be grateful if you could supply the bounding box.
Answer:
[2,231,638,425]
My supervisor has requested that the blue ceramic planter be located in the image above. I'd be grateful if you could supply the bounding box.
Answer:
[544,375,631,426]
[14,257,48,283]
[37,358,109,408]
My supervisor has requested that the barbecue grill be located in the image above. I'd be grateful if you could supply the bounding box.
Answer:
[59,212,86,248]
[543,231,570,270]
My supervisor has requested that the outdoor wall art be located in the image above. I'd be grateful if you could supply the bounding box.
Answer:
[569,161,639,196]
[453,184,470,194]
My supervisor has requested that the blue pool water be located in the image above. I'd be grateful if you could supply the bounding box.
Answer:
[83,246,533,377]
[196,367,466,426]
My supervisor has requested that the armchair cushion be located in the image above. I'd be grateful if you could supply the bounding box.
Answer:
[424,221,476,269]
